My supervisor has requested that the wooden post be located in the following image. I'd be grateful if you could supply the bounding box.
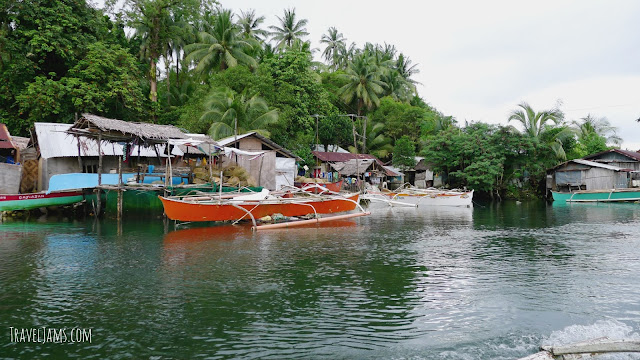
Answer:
[97,133,102,185]
[76,136,83,172]
[136,142,141,183]
[96,133,102,217]
[117,155,123,221]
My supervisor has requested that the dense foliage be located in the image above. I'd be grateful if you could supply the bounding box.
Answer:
[0,0,621,199]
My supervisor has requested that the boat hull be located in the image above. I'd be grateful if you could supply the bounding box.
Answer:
[159,193,360,222]
[368,190,473,207]
[552,189,640,202]
[0,190,84,211]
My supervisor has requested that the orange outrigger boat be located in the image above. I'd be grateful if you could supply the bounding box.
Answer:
[158,191,361,223]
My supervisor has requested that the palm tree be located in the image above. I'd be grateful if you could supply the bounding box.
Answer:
[338,53,387,117]
[268,8,309,49]
[508,102,569,159]
[184,9,257,75]
[201,88,279,140]
[237,9,267,42]
[572,114,622,146]
[508,102,563,140]
[320,27,346,70]
[131,1,172,103]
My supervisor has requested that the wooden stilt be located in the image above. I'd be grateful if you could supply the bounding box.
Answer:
[96,133,102,217]
[117,156,123,221]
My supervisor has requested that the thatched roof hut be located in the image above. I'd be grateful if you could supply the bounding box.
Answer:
[67,113,187,144]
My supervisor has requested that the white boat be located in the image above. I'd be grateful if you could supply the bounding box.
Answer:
[364,187,473,208]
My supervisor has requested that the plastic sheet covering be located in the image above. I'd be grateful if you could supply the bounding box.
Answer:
[275,157,296,190]
[555,170,583,185]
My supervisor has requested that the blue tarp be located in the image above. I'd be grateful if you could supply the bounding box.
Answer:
[47,173,185,193]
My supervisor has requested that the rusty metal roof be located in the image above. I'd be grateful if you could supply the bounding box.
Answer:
[583,149,640,162]
[0,124,18,150]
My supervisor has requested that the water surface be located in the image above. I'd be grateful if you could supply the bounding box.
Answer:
[1,201,640,359]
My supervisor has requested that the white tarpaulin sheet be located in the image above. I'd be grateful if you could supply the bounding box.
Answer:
[224,147,265,160]
[275,157,296,190]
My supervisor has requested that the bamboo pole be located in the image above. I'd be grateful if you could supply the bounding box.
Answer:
[252,212,370,231]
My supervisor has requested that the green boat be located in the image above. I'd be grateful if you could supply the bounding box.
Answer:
[0,190,85,212]
[552,189,640,202]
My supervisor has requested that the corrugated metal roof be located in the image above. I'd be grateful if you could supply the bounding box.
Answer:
[312,151,398,175]
[35,123,182,159]
[572,158,625,171]
[583,149,640,162]
[217,132,300,160]
[550,158,627,172]
[384,165,404,177]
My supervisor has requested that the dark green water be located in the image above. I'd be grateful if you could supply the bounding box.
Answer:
[1,201,640,359]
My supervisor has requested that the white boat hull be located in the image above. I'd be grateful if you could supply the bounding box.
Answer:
[365,190,473,208]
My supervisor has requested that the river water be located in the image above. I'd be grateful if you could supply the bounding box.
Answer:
[1,201,640,359]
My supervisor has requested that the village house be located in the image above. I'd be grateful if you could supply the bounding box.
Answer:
[33,119,186,191]
[311,151,403,188]
[546,158,631,194]
[217,132,300,190]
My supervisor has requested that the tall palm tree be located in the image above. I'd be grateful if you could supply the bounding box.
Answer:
[184,9,257,75]
[572,114,622,146]
[338,53,387,117]
[131,1,173,103]
[237,9,267,41]
[268,8,309,49]
[508,102,563,140]
[202,88,279,140]
[320,27,346,71]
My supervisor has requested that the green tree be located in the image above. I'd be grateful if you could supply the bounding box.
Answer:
[317,114,352,151]
[257,49,336,150]
[268,8,309,49]
[1,0,137,133]
[392,136,416,170]
[184,9,257,75]
[201,88,278,140]
[370,97,429,143]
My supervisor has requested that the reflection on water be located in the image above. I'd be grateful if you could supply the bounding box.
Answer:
[1,202,640,359]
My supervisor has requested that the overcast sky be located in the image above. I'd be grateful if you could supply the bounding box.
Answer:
[215,0,640,150]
